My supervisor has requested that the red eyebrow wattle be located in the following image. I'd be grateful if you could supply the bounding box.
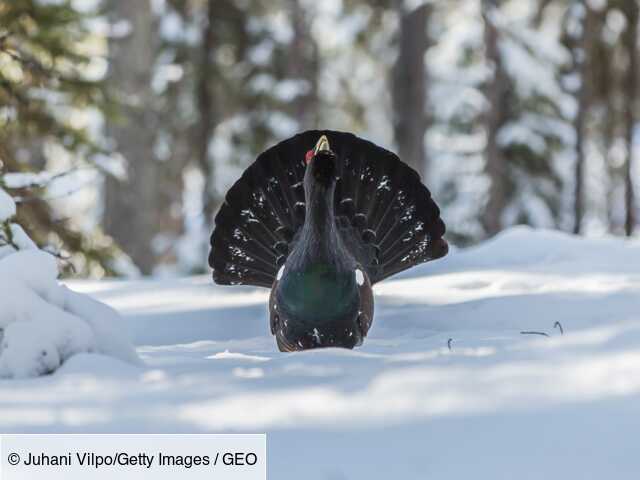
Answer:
[305,150,314,164]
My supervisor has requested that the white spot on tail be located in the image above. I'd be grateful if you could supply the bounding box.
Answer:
[355,269,364,286]
[277,265,285,281]
[312,328,322,345]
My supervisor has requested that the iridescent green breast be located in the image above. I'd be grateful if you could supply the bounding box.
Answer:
[277,263,358,320]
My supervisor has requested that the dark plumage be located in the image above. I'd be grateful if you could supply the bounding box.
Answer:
[209,130,448,351]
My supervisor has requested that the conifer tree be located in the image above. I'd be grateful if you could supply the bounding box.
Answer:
[429,0,573,242]
[0,0,119,275]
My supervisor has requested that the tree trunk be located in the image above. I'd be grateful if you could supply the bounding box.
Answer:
[197,0,218,225]
[104,0,158,274]
[572,63,587,235]
[622,1,638,236]
[287,0,319,130]
[567,4,593,235]
[391,1,430,180]
[481,0,508,236]
[604,101,620,232]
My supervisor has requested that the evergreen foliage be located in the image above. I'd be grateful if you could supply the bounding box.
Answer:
[0,0,119,275]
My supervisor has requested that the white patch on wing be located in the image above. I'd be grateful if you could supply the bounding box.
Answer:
[355,269,364,286]
[276,265,285,281]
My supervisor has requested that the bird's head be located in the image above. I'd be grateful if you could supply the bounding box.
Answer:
[304,135,337,189]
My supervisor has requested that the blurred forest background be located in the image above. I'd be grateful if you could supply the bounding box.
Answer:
[0,0,639,277]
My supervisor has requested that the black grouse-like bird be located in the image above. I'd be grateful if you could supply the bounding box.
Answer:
[209,130,448,351]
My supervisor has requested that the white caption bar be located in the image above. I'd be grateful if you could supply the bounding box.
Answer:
[1,434,266,480]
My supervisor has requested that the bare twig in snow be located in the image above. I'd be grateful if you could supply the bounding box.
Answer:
[520,331,550,337]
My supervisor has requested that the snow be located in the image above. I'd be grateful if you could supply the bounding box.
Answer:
[3,227,640,478]
[0,187,16,222]
[0,250,138,378]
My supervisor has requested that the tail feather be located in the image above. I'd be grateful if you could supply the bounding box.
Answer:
[209,130,447,288]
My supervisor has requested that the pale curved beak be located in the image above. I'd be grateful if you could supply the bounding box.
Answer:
[313,135,331,155]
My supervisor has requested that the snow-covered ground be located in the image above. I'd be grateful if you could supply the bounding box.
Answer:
[2,227,640,478]
[0,250,138,378]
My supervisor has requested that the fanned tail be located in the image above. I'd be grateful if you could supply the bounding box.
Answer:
[209,130,447,288]
[330,132,447,283]
[209,134,308,287]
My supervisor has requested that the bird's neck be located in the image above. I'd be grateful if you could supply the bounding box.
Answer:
[291,181,347,269]
[304,182,335,237]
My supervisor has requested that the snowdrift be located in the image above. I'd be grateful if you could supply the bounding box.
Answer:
[0,250,138,378]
